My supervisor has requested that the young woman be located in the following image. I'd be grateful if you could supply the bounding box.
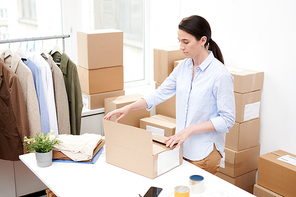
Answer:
[104,15,235,175]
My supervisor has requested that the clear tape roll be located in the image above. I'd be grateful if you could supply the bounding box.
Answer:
[174,185,190,197]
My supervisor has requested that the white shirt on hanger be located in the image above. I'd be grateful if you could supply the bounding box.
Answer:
[29,52,59,135]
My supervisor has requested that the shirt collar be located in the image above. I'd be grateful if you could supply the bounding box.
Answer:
[50,51,69,75]
[0,51,22,73]
[198,50,214,71]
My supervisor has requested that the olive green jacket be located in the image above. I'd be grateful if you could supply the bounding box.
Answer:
[51,52,83,135]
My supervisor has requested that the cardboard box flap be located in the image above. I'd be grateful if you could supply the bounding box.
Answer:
[103,120,152,155]
[152,133,167,144]
[152,134,177,155]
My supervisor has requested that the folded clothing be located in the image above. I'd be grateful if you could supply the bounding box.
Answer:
[53,133,102,161]
[53,139,105,162]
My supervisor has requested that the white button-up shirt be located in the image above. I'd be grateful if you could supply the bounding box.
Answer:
[29,52,59,135]
[144,51,235,160]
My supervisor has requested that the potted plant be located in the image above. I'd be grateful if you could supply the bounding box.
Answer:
[23,131,61,167]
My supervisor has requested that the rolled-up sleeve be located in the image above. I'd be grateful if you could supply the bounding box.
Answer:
[210,73,235,133]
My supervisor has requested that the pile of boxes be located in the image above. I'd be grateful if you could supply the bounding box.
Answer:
[77,29,125,110]
[154,46,185,118]
[101,45,184,178]
[216,66,264,193]
[254,149,296,197]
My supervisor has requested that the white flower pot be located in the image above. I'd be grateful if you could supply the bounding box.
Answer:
[35,150,53,167]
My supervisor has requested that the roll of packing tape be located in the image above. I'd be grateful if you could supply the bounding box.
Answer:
[174,185,190,197]
[189,175,204,194]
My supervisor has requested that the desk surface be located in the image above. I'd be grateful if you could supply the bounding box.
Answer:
[20,149,255,197]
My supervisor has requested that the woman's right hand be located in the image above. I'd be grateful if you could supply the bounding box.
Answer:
[103,105,131,123]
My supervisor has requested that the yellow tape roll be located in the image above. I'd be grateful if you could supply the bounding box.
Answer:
[174,185,190,197]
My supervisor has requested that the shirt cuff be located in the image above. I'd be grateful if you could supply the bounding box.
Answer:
[142,94,154,111]
[211,117,228,133]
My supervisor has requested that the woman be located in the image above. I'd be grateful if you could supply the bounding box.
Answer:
[104,15,235,175]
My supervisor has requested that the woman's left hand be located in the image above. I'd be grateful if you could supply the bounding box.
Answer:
[164,127,193,149]
[164,121,215,148]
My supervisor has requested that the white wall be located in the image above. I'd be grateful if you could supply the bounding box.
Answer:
[147,0,296,156]
[62,0,296,156]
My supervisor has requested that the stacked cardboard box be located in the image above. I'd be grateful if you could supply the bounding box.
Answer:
[140,114,176,137]
[154,46,185,118]
[77,29,125,110]
[217,66,264,193]
[255,150,296,197]
[104,94,150,128]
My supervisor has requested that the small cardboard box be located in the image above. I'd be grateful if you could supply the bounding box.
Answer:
[154,46,185,83]
[226,118,260,151]
[82,90,125,110]
[174,59,184,68]
[140,114,176,137]
[253,184,283,197]
[104,94,150,128]
[226,66,264,93]
[219,144,260,177]
[235,90,261,123]
[216,170,256,190]
[77,65,124,95]
[103,120,183,179]
[155,82,176,118]
[257,150,296,197]
[77,29,123,69]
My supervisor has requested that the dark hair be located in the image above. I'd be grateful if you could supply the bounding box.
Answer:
[178,15,224,64]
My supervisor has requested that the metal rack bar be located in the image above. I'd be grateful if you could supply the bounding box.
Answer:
[0,35,70,44]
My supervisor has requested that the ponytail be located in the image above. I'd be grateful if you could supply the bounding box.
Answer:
[179,15,224,64]
[208,39,224,64]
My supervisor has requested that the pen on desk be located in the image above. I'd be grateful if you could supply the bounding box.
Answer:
[139,194,142,197]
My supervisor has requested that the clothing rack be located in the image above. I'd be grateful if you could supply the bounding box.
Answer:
[0,34,70,52]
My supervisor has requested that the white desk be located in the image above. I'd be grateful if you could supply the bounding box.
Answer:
[20,148,255,197]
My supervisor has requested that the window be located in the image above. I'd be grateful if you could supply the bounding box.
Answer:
[0,0,63,52]
[93,0,145,83]
[0,8,7,19]
[20,0,37,21]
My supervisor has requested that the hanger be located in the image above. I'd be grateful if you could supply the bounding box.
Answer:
[16,38,28,60]
[51,36,62,55]
[4,40,13,59]
[40,38,48,58]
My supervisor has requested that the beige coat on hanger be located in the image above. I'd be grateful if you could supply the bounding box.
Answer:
[42,54,71,135]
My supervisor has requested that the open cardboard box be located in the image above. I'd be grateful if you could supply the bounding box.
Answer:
[103,120,183,179]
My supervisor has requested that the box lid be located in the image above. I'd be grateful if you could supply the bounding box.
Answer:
[106,94,143,105]
[141,115,176,129]
[78,29,123,35]
[103,120,174,156]
[226,66,264,76]
[260,150,296,170]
